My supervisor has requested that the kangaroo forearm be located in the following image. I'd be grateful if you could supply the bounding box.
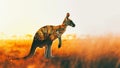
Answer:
[58,37,62,48]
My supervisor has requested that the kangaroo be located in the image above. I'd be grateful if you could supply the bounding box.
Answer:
[23,13,75,59]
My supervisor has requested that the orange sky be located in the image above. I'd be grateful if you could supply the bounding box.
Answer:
[0,0,120,36]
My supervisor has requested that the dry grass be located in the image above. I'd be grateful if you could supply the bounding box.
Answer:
[0,34,120,68]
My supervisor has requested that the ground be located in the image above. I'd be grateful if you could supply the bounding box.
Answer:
[0,34,120,68]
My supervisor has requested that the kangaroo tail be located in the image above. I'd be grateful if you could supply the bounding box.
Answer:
[23,39,38,59]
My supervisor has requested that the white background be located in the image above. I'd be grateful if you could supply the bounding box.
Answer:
[0,0,120,36]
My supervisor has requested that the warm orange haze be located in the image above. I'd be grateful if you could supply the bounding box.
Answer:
[0,34,120,68]
[0,0,120,68]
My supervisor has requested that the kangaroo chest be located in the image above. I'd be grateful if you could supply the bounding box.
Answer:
[49,27,66,41]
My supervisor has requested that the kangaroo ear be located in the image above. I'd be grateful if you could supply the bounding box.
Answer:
[66,13,70,18]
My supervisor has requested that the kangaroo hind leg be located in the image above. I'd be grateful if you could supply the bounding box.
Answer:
[45,41,53,58]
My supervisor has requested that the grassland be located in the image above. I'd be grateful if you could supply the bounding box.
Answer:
[0,34,120,68]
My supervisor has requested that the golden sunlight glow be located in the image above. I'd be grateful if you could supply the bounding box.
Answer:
[62,34,76,40]
[0,33,76,40]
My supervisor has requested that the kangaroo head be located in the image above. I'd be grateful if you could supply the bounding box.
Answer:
[63,13,75,27]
